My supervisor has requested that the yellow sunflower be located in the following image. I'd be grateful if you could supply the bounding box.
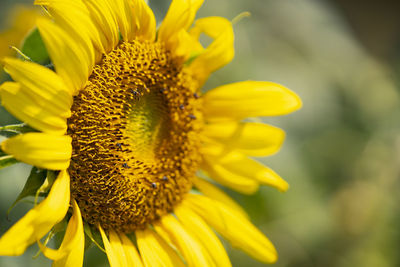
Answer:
[0,0,301,266]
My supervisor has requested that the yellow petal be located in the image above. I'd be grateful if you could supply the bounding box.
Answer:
[203,121,285,157]
[0,82,67,135]
[35,0,100,58]
[169,28,203,60]
[193,177,248,218]
[201,156,260,194]
[53,200,84,267]
[188,16,234,84]
[158,0,203,45]
[109,230,129,267]
[108,0,135,41]
[1,132,72,170]
[99,226,122,267]
[183,194,278,264]
[131,0,156,41]
[83,0,119,52]
[120,234,144,267]
[0,170,70,256]
[37,18,92,93]
[154,214,211,267]
[203,81,302,120]
[136,228,185,267]
[175,204,232,267]
[3,57,72,113]
[203,150,289,192]
[38,200,84,267]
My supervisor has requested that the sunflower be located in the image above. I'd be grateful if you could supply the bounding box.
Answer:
[0,0,301,266]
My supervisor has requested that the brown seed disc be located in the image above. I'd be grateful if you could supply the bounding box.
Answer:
[67,40,202,232]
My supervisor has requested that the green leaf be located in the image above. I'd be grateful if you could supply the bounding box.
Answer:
[21,28,50,65]
[7,167,46,215]
[0,123,36,138]
[34,170,57,205]
[84,223,105,252]
[0,154,18,170]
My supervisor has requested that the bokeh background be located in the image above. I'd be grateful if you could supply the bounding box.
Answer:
[1,0,400,266]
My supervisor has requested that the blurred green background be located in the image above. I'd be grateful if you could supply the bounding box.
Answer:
[1,0,400,266]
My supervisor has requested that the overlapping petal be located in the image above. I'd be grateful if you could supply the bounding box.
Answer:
[158,0,204,47]
[193,177,248,218]
[38,200,84,267]
[107,0,135,41]
[0,82,68,134]
[154,214,211,267]
[136,228,185,267]
[130,0,156,41]
[99,226,122,267]
[35,0,100,59]
[1,132,72,170]
[175,204,232,267]
[201,155,260,194]
[0,170,70,256]
[83,0,120,53]
[183,194,278,264]
[37,18,93,93]
[119,233,144,267]
[202,149,289,193]
[104,230,144,267]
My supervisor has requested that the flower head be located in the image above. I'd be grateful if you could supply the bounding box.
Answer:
[0,0,301,266]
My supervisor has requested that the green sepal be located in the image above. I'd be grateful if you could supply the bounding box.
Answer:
[20,28,50,65]
[34,170,57,205]
[7,167,47,215]
[0,123,36,138]
[84,223,105,253]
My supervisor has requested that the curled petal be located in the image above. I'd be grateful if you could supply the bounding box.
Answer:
[39,200,84,267]
[188,16,234,84]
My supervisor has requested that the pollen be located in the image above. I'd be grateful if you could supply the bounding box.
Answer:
[67,40,202,232]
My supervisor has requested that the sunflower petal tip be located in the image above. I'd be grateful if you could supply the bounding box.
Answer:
[257,168,289,192]
[291,91,303,112]
[266,250,278,264]
[277,180,290,192]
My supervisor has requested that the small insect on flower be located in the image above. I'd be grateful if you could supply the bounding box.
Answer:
[0,0,301,266]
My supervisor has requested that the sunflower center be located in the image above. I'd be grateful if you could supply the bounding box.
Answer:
[67,40,202,232]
